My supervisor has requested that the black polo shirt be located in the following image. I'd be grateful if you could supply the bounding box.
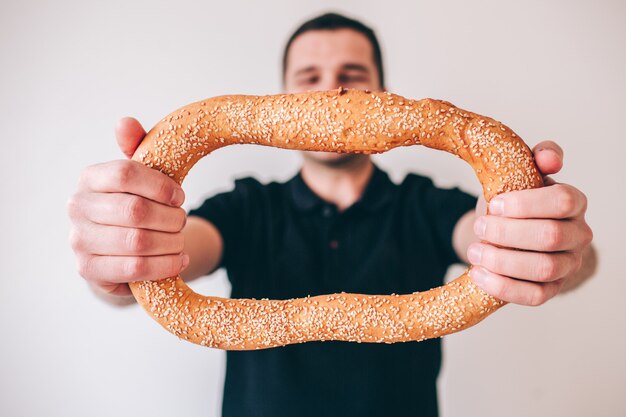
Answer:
[188,164,477,417]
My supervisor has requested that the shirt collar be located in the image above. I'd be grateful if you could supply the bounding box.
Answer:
[288,164,394,212]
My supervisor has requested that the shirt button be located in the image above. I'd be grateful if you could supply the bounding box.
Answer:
[322,205,333,217]
[329,240,339,249]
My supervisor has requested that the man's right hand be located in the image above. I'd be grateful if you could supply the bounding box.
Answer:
[68,117,189,297]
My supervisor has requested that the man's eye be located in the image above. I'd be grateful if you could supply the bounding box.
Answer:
[339,74,368,83]
[298,76,319,85]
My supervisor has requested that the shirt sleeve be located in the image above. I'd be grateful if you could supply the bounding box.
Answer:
[426,181,477,265]
[408,175,478,266]
[187,178,259,270]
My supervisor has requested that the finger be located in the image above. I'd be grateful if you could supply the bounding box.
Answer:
[542,176,557,186]
[78,160,185,207]
[77,253,190,284]
[70,224,185,256]
[75,192,186,232]
[116,117,146,159]
[488,183,587,219]
[474,215,590,252]
[532,141,563,176]
[467,243,581,282]
[95,283,133,297]
[470,266,564,306]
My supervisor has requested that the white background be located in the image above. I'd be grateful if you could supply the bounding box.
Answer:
[1,0,624,416]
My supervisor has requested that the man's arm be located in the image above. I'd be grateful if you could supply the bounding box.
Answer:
[180,216,224,281]
[452,208,480,265]
[451,141,596,306]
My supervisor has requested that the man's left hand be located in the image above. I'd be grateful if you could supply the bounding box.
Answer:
[468,141,593,306]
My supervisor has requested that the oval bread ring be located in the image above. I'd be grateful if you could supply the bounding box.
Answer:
[129,88,543,350]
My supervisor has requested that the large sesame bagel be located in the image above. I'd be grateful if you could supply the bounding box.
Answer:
[129,88,543,350]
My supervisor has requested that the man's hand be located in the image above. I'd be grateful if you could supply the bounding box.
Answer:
[68,117,189,297]
[467,141,594,306]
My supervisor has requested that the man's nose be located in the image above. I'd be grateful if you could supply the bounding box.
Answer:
[317,74,341,91]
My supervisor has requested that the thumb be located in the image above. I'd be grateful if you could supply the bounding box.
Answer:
[532,140,564,176]
[115,117,147,159]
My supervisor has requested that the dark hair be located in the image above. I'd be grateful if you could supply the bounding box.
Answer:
[282,12,385,89]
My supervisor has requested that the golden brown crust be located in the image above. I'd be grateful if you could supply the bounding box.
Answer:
[129,88,543,350]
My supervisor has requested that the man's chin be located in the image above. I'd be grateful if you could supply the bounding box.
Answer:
[300,151,367,167]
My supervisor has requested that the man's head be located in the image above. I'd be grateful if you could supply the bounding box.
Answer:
[282,12,385,92]
[282,13,385,166]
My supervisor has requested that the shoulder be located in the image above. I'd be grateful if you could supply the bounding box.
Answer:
[188,174,293,225]
[393,171,477,212]
[196,175,293,213]
[394,171,441,200]
[398,171,475,197]
[398,172,437,190]
[227,175,290,199]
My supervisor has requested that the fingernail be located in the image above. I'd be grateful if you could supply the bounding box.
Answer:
[489,197,504,215]
[470,267,488,286]
[474,217,487,238]
[467,244,483,265]
[171,188,185,206]
[181,254,190,270]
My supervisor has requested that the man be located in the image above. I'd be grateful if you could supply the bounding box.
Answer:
[68,13,595,417]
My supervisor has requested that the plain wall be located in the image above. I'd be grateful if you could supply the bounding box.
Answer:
[1,0,624,416]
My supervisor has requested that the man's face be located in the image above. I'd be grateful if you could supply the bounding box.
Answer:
[284,29,382,165]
